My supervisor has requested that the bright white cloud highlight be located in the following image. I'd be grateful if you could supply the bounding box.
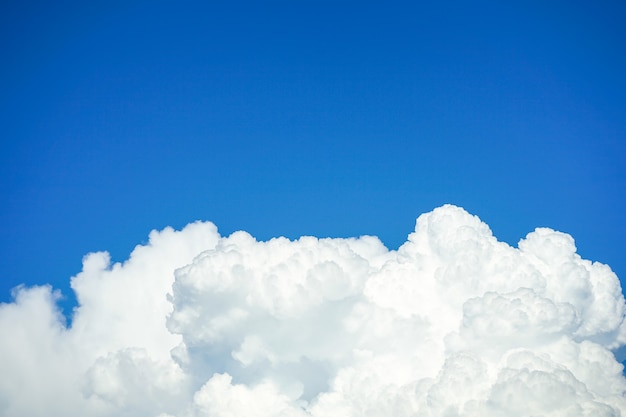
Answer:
[1,205,625,416]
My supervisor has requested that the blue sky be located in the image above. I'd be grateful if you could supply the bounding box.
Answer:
[1,0,625,314]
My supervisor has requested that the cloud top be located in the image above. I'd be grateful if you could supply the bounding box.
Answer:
[1,205,625,416]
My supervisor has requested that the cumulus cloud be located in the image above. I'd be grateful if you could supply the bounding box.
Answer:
[1,205,625,416]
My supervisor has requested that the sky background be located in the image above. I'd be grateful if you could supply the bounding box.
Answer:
[1,0,625,315]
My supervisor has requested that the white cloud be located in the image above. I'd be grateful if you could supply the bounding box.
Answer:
[1,205,625,416]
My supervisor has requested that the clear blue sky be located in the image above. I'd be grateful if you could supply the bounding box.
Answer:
[1,0,625,315]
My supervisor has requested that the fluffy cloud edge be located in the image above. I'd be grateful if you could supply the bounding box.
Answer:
[1,205,625,417]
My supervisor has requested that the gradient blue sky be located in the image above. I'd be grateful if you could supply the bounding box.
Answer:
[1,0,625,315]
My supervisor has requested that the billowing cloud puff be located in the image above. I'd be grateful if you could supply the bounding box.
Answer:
[1,205,625,416]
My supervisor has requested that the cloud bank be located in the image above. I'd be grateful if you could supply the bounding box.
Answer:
[1,205,625,416]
